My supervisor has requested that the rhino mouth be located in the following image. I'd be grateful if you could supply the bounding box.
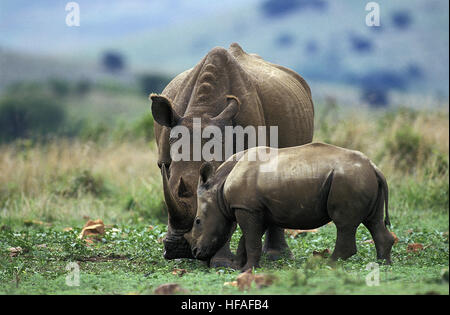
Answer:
[163,232,194,259]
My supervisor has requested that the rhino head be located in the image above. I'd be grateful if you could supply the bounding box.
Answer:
[185,162,233,260]
[151,94,240,259]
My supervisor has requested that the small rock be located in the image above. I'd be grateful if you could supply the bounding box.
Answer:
[224,281,238,287]
[407,243,424,252]
[154,283,188,295]
[172,268,187,277]
[8,247,23,257]
[78,219,105,240]
[285,229,318,238]
[236,269,276,291]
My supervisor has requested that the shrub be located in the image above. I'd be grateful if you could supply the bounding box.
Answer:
[385,124,432,172]
[48,78,71,97]
[0,93,66,142]
[122,182,166,223]
[131,113,154,141]
[123,195,166,223]
[57,170,107,198]
[79,122,109,142]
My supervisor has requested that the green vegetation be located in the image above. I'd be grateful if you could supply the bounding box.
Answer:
[0,80,448,294]
[0,78,158,144]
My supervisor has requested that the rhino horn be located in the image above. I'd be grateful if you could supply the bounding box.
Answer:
[161,163,182,221]
[178,176,193,198]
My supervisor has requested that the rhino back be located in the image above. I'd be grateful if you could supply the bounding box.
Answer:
[228,43,314,147]
[155,43,314,150]
[223,144,376,216]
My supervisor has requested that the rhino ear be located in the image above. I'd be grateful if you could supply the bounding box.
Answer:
[199,162,215,186]
[150,94,180,128]
[212,95,240,122]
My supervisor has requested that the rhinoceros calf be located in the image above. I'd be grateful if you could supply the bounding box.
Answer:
[186,143,395,271]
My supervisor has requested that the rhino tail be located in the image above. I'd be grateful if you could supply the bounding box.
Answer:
[372,164,390,227]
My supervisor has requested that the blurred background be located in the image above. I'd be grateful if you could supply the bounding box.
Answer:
[1,0,449,107]
[0,0,448,225]
[0,1,448,295]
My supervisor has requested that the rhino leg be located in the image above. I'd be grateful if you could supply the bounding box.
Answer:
[330,225,358,261]
[364,221,394,264]
[209,222,237,268]
[209,240,235,268]
[234,235,247,269]
[262,226,292,261]
[235,209,266,272]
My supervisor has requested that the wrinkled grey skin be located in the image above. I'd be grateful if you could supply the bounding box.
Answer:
[187,143,394,271]
[150,43,314,265]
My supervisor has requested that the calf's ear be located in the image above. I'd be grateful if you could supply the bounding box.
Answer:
[150,94,180,128]
[199,162,214,185]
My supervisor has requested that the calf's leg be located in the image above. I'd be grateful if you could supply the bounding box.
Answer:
[209,222,237,268]
[331,225,358,261]
[235,209,265,271]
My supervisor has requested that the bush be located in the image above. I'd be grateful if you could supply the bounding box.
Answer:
[57,170,107,198]
[78,114,155,143]
[385,124,432,172]
[79,122,109,142]
[0,93,66,142]
[131,113,154,141]
[48,78,70,97]
[123,193,166,223]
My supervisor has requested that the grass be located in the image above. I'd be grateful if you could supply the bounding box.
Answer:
[0,102,448,295]
[0,214,448,294]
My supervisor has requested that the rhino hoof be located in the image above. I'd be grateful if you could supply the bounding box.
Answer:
[264,249,293,261]
[209,258,235,268]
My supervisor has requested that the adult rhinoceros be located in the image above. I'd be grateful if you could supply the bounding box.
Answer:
[150,43,314,266]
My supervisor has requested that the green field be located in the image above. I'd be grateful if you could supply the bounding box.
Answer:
[0,82,448,294]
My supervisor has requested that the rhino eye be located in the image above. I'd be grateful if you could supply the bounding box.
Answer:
[195,218,201,225]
